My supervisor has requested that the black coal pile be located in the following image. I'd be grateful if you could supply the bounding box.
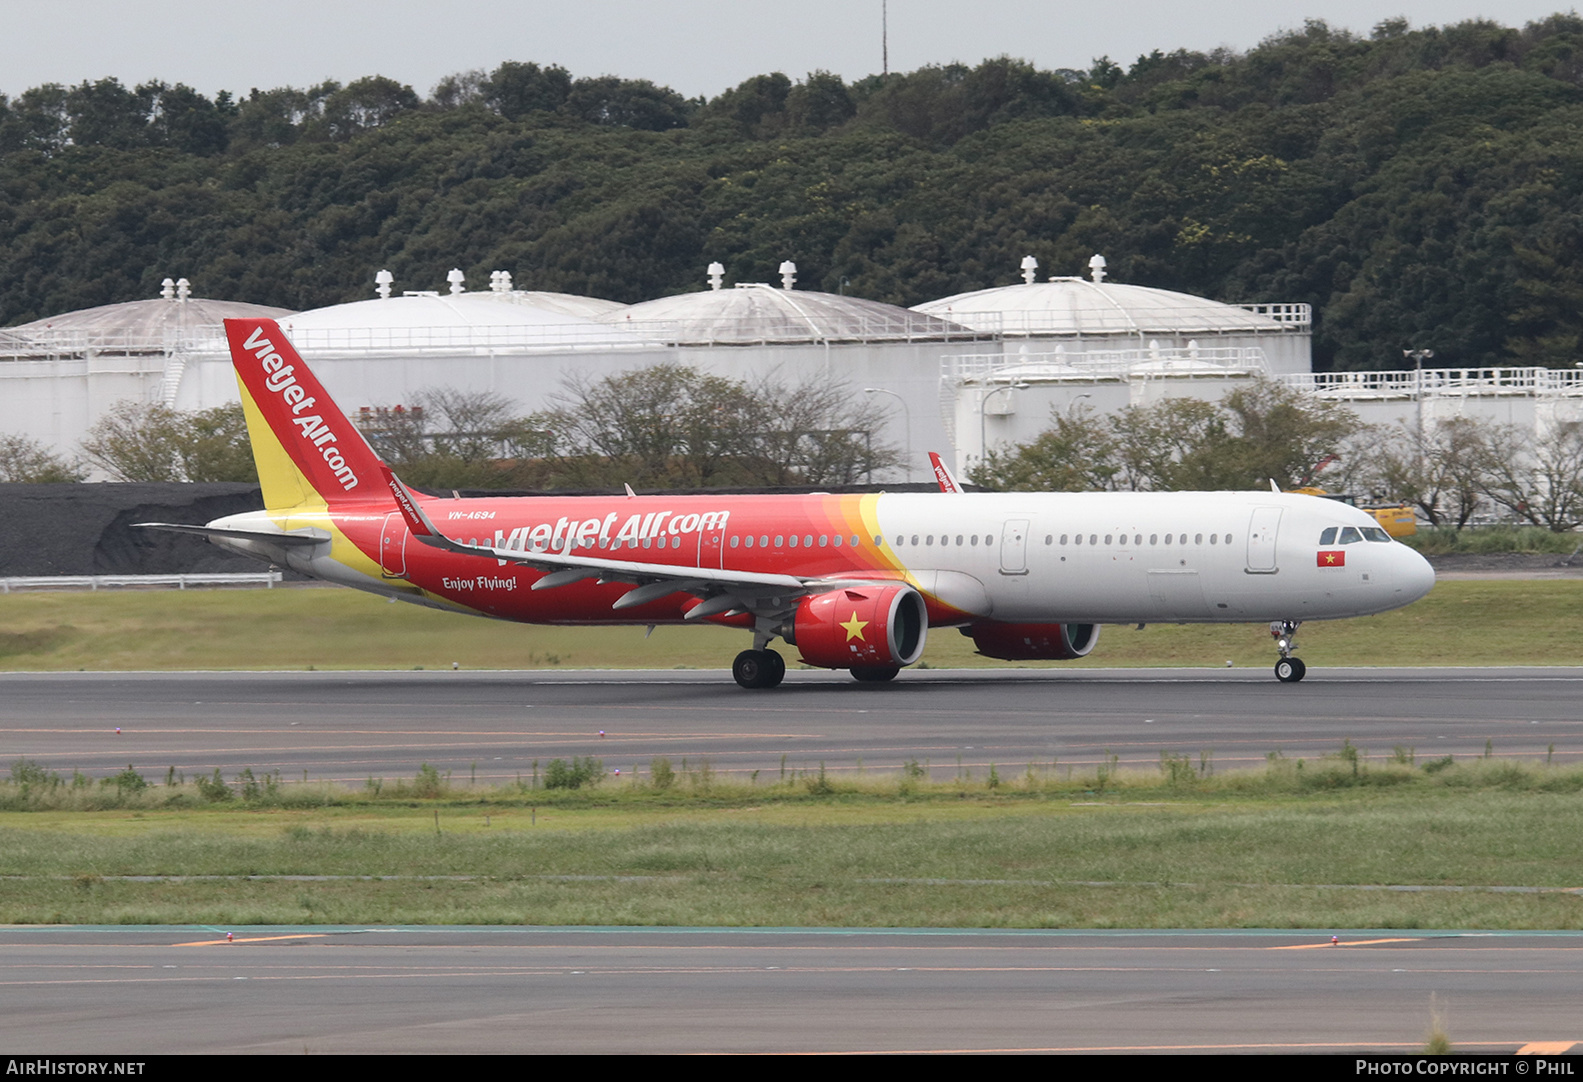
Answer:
[0,483,269,576]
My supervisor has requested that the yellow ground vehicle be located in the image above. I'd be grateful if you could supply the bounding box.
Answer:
[1287,487,1417,538]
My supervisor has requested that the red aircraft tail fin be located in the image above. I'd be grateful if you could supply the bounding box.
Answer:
[225,318,387,510]
[928,451,964,494]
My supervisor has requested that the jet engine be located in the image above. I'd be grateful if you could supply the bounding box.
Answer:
[966,621,1100,661]
[786,584,928,670]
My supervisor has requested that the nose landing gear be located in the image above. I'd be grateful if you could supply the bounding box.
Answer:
[1270,621,1306,683]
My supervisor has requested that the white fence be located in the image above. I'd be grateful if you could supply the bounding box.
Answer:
[943,345,1273,384]
[0,573,284,593]
[1281,367,1583,399]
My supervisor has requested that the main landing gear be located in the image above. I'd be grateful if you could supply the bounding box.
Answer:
[733,649,786,689]
[1270,620,1306,683]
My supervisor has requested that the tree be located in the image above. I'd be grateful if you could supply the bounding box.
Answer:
[1111,397,1242,490]
[969,410,1120,492]
[752,373,901,486]
[538,365,761,488]
[80,401,256,483]
[1367,418,1488,527]
[972,381,1363,493]
[483,61,572,119]
[1219,380,1364,489]
[65,77,150,149]
[786,72,855,133]
[81,401,186,482]
[0,434,83,482]
[178,404,256,482]
[430,69,488,110]
[354,390,549,489]
[563,76,694,131]
[1476,420,1583,531]
[318,76,420,140]
[528,364,898,490]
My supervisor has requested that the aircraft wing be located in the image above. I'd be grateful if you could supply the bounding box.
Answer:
[382,467,837,620]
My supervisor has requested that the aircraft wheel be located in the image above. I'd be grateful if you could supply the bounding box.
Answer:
[1274,657,1307,683]
[851,665,901,683]
[733,649,782,689]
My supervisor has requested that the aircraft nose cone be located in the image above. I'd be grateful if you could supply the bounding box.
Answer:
[1396,545,1436,603]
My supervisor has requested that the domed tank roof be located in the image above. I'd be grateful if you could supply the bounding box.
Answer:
[914,277,1294,337]
[493,290,629,321]
[280,292,649,351]
[606,283,971,344]
[5,288,292,351]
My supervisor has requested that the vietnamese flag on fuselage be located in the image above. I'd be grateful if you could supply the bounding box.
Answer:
[1317,549,1346,567]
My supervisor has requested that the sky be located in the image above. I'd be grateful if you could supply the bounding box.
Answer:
[2,0,1575,101]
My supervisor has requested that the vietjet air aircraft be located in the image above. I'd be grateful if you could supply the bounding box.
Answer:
[140,319,1435,688]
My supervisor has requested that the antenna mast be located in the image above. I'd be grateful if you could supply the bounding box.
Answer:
[883,0,889,75]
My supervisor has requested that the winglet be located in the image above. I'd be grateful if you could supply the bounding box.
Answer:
[382,465,442,541]
[928,452,964,494]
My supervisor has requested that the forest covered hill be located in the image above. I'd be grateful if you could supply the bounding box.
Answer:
[2,14,1581,371]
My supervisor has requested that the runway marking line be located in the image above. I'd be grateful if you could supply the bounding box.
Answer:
[1518,1042,1578,1054]
[174,934,330,947]
[1272,938,1425,949]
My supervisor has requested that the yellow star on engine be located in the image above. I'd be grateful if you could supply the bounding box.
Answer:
[840,611,868,642]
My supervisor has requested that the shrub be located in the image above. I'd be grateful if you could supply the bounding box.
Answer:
[195,768,233,802]
[650,757,675,791]
[544,756,603,790]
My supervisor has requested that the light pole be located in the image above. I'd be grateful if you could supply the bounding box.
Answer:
[1404,348,1435,443]
[979,381,1030,471]
[1068,392,1093,418]
[863,387,912,482]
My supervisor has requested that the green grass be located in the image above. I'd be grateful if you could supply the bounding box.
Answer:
[2,758,1582,929]
[1,577,1580,670]
[1404,525,1583,555]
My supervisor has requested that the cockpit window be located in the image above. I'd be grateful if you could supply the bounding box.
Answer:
[1338,526,1362,544]
[1320,527,1337,545]
[1362,527,1391,542]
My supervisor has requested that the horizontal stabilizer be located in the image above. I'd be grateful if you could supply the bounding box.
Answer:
[133,522,328,546]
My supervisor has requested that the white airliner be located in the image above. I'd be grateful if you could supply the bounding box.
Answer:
[140,320,1436,688]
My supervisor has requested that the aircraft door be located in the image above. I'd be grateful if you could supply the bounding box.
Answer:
[699,520,725,569]
[380,512,408,578]
[999,518,1030,575]
[1245,507,1282,573]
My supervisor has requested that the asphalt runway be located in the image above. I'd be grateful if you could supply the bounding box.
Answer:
[6,671,1583,1055]
[0,926,1578,1054]
[3,666,1583,784]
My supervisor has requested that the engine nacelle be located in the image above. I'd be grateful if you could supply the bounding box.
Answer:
[966,621,1100,661]
[789,584,928,670]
